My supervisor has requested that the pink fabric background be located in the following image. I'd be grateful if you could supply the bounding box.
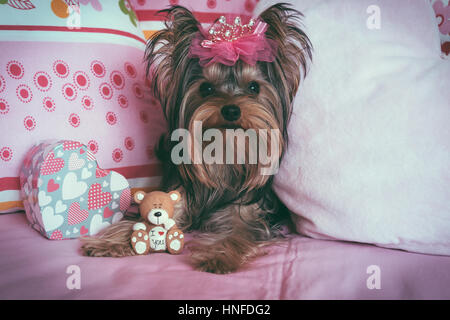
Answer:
[1,213,450,299]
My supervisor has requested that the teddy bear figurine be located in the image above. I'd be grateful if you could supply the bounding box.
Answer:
[130,190,184,255]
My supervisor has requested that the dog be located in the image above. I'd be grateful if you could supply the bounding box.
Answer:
[81,3,312,274]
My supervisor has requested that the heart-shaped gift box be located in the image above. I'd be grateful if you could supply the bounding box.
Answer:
[20,140,131,239]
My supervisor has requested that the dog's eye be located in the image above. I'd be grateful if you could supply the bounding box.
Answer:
[248,81,260,94]
[199,82,215,97]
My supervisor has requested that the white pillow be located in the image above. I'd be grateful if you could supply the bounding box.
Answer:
[256,0,450,255]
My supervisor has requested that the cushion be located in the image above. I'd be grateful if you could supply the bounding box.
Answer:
[0,0,166,213]
[255,0,450,255]
[430,0,450,55]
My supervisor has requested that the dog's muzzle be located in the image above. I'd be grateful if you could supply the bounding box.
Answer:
[221,104,241,121]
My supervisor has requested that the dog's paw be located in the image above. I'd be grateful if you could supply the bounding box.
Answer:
[189,244,243,274]
[191,255,239,274]
[130,229,150,255]
[166,228,184,254]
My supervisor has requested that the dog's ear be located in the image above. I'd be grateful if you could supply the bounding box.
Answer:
[258,3,312,104]
[145,6,200,112]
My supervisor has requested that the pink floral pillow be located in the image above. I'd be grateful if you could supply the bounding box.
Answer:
[0,0,166,213]
[430,0,450,55]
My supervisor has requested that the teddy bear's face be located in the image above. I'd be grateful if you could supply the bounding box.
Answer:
[134,190,181,226]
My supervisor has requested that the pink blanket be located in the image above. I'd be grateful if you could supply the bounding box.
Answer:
[1,213,450,299]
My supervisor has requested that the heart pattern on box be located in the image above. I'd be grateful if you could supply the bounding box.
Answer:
[40,151,65,176]
[88,183,113,210]
[47,179,60,193]
[68,202,89,225]
[20,140,132,240]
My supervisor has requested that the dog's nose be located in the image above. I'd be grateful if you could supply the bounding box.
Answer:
[154,211,162,217]
[221,105,241,121]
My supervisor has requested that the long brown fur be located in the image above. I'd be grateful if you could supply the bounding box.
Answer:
[80,3,312,274]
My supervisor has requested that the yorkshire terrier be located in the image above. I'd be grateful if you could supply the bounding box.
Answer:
[81,3,312,274]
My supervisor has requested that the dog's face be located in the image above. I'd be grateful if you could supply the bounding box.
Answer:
[146,4,311,210]
[183,62,280,132]
[178,61,287,189]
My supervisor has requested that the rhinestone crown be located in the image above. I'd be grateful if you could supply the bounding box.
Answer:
[202,16,256,46]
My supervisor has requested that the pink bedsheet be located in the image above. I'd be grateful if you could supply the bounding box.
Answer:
[1,213,450,299]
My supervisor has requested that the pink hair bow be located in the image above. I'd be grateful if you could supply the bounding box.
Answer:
[189,16,277,67]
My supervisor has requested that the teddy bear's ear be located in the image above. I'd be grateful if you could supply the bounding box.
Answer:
[168,190,181,203]
[134,190,146,204]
